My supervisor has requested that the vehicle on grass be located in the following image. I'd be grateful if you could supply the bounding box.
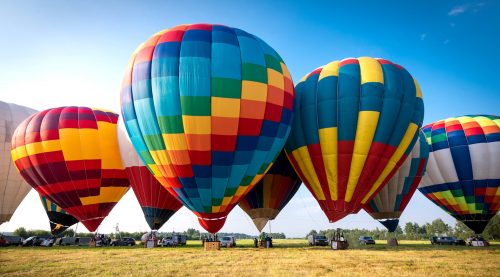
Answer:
[160,235,187,247]
[219,236,236,247]
[40,237,55,247]
[77,237,92,246]
[22,236,50,247]
[430,236,465,245]
[358,236,376,245]
[60,237,78,246]
[466,236,489,247]
[0,235,23,246]
[110,237,136,246]
[308,235,329,246]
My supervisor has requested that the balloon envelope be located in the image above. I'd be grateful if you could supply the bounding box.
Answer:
[0,101,36,224]
[418,115,500,234]
[118,133,182,230]
[11,107,130,232]
[285,57,424,223]
[39,195,79,235]
[120,24,295,233]
[239,151,301,232]
[364,131,429,232]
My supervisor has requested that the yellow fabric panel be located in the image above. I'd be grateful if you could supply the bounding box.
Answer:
[79,129,101,160]
[454,116,474,125]
[235,186,247,197]
[212,97,241,117]
[319,61,340,81]
[358,57,384,84]
[212,206,221,213]
[361,123,418,203]
[150,150,174,166]
[346,111,379,202]
[222,196,232,206]
[162,134,188,150]
[241,81,267,102]
[267,68,284,90]
[11,146,26,162]
[319,127,338,200]
[474,116,496,127]
[280,62,292,80]
[24,140,62,157]
[148,164,162,176]
[79,187,129,205]
[97,122,123,169]
[182,116,211,134]
[413,78,423,99]
[292,147,325,200]
[59,128,84,161]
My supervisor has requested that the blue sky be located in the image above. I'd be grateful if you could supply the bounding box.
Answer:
[0,1,498,237]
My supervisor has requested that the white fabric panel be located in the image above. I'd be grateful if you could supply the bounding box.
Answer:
[469,141,500,180]
[0,101,36,223]
[430,148,459,184]
[117,127,143,168]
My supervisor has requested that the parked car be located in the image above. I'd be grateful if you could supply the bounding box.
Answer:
[40,237,55,247]
[0,235,23,246]
[111,237,136,246]
[160,235,187,247]
[430,236,465,245]
[308,235,329,246]
[22,236,50,247]
[358,236,376,245]
[61,237,78,246]
[466,236,489,247]
[77,237,92,246]
[219,236,236,247]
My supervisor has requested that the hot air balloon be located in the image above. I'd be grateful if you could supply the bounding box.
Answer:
[118,133,182,230]
[418,115,500,234]
[364,131,429,232]
[239,151,301,232]
[0,101,36,224]
[39,195,79,235]
[285,57,424,223]
[11,107,130,232]
[120,23,294,233]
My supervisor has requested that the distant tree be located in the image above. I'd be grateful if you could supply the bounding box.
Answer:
[452,221,474,239]
[185,228,200,240]
[14,227,27,238]
[484,214,500,240]
[306,230,317,238]
[60,229,75,237]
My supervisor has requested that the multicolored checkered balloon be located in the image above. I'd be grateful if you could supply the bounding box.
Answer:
[11,107,130,232]
[418,115,500,234]
[120,24,294,233]
[285,57,424,223]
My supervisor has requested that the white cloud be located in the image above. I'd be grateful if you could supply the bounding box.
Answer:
[448,2,485,16]
[420,33,427,41]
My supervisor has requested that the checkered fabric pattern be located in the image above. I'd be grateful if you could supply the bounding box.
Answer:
[418,115,500,233]
[120,24,294,233]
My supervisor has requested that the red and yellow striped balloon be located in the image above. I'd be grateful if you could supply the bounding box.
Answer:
[11,107,130,232]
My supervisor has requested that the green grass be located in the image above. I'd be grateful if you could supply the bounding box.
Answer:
[1,239,498,276]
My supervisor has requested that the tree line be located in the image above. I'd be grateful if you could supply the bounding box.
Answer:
[306,215,500,241]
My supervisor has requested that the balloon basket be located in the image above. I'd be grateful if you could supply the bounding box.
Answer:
[331,240,349,250]
[204,241,220,251]
[387,238,398,246]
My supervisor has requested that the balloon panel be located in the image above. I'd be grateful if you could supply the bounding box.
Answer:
[0,101,36,223]
[11,107,130,232]
[120,24,294,232]
[285,57,424,222]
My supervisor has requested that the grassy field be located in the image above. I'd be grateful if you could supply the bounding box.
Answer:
[1,239,499,276]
